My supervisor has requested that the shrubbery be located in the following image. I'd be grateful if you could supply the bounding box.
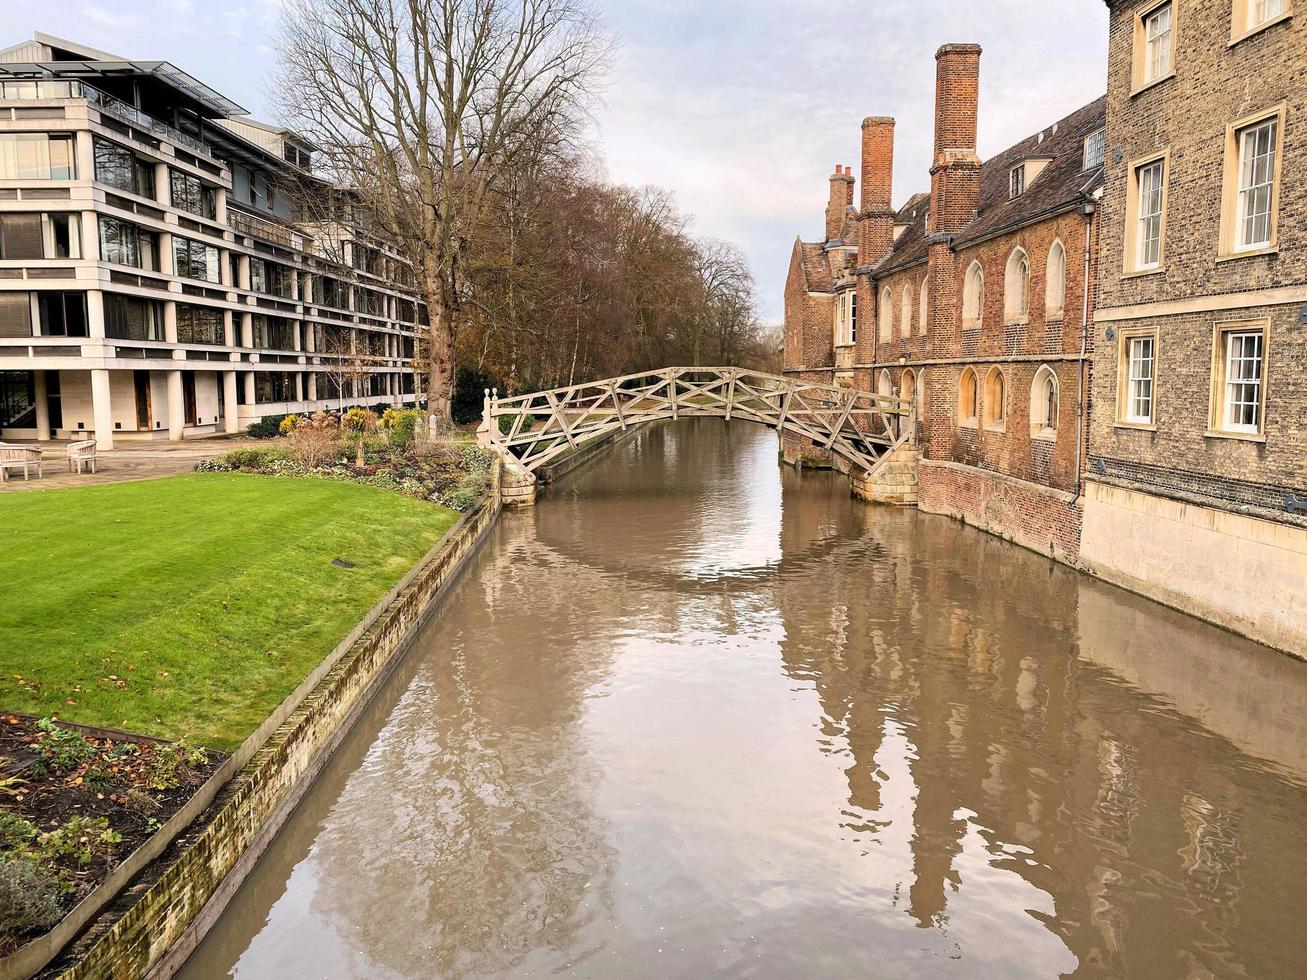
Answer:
[245,413,290,439]
[0,858,61,947]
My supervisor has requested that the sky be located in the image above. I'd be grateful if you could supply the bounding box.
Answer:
[1,0,1109,323]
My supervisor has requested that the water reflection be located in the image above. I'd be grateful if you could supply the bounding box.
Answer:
[183,420,1307,980]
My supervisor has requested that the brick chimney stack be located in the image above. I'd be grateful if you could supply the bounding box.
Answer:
[928,43,982,236]
[826,165,855,242]
[858,117,895,266]
[927,43,982,343]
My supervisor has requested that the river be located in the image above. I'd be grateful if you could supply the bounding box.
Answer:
[180,419,1307,979]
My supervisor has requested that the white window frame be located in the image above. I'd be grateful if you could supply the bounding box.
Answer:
[1127,154,1168,273]
[1083,129,1106,171]
[1221,112,1284,256]
[1209,321,1268,437]
[1121,332,1157,425]
[1233,0,1291,41]
[1030,365,1060,437]
[1142,2,1173,87]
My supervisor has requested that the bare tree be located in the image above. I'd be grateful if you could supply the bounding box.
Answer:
[275,0,610,417]
[320,327,374,417]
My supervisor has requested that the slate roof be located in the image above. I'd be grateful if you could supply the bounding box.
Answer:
[871,96,1106,279]
[798,241,833,292]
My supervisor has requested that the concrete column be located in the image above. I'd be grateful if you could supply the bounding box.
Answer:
[305,321,316,353]
[240,311,253,348]
[86,290,106,340]
[237,254,251,291]
[307,372,317,401]
[74,131,96,183]
[214,187,228,225]
[155,162,171,207]
[158,231,175,276]
[295,373,304,402]
[223,370,239,433]
[223,309,235,347]
[218,249,231,287]
[243,371,255,405]
[167,370,184,441]
[81,211,99,261]
[163,301,178,344]
[90,368,114,450]
[33,370,51,440]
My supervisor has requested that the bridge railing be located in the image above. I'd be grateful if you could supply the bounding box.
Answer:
[479,367,914,475]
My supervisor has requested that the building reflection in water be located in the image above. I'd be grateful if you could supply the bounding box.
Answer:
[774,461,1307,978]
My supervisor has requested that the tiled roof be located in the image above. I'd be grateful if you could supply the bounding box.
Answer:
[956,96,1106,246]
[799,241,833,292]
[872,95,1106,278]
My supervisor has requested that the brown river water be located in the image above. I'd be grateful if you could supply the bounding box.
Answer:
[180,419,1307,979]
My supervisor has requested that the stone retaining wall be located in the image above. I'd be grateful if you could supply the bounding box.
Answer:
[40,488,503,979]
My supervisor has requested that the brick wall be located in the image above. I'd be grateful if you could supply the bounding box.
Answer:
[918,458,1084,563]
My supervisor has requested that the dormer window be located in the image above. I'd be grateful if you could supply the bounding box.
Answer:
[1009,164,1026,199]
[1083,129,1106,170]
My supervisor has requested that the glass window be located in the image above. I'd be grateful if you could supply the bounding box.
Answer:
[42,213,79,258]
[37,291,88,337]
[1236,119,1277,250]
[1136,160,1165,269]
[173,236,220,282]
[0,213,43,260]
[1009,165,1025,199]
[170,169,217,220]
[1222,330,1264,432]
[93,138,154,197]
[1083,129,1107,170]
[1144,3,1172,83]
[1125,335,1155,423]
[104,294,164,341]
[176,304,226,345]
[0,133,75,180]
[249,258,267,293]
[252,315,296,351]
[1252,0,1285,28]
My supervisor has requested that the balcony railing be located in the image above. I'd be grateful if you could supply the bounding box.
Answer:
[229,207,298,249]
[0,79,215,159]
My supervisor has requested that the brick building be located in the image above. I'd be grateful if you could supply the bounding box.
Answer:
[1080,0,1307,656]
[783,44,1107,563]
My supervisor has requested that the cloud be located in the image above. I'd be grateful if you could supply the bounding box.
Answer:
[2,0,1108,321]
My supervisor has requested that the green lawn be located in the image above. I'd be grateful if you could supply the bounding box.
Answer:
[0,473,457,750]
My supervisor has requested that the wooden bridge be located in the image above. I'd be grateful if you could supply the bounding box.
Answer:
[478,367,914,477]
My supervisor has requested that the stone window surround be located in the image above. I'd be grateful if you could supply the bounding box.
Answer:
[1030,364,1059,439]
[962,260,984,328]
[1229,0,1293,45]
[983,365,1007,432]
[1045,239,1067,320]
[1123,148,1170,276]
[879,285,893,341]
[1131,0,1177,97]
[900,282,912,338]
[1217,104,1287,262]
[958,366,979,427]
[1004,247,1030,325]
[1205,316,1270,442]
[1114,324,1159,430]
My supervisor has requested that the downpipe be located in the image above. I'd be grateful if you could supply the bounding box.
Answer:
[1072,202,1095,505]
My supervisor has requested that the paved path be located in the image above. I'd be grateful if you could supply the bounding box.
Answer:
[0,438,262,493]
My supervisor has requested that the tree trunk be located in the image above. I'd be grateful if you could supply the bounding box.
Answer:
[425,275,455,418]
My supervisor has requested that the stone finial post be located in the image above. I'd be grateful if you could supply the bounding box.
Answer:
[477,387,493,447]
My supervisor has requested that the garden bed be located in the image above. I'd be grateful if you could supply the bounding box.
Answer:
[198,408,494,512]
[0,715,221,955]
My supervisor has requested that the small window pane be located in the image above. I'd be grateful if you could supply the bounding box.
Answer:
[1126,336,1155,423]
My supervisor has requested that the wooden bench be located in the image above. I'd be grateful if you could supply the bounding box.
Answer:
[0,442,43,482]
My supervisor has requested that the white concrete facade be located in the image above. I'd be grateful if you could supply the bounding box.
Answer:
[0,36,424,449]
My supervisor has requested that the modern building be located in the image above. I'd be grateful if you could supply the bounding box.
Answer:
[783,44,1105,563]
[0,32,424,449]
[1081,0,1307,655]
